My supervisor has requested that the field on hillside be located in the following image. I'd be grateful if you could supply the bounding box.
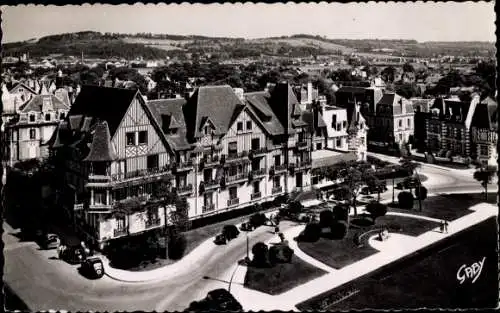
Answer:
[251,38,355,54]
[122,37,187,51]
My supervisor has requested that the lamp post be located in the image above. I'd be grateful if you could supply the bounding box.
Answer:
[391,168,396,204]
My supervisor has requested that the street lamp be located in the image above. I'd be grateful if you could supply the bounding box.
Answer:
[391,168,396,205]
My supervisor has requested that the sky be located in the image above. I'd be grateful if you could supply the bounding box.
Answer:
[1,2,496,43]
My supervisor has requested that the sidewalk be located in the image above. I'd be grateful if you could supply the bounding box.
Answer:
[102,210,279,283]
[227,201,497,311]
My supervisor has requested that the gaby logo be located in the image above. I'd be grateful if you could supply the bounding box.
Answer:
[456,257,486,284]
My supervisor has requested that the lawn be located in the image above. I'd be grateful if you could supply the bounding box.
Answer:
[298,214,440,270]
[389,192,495,221]
[244,255,327,295]
[297,217,498,310]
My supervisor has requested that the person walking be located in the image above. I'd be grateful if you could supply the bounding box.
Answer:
[440,220,445,233]
[444,220,449,234]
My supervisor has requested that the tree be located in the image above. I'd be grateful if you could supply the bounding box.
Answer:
[399,156,423,211]
[338,161,375,216]
[473,166,496,201]
[403,62,415,73]
[398,191,415,209]
[381,66,396,83]
[365,201,388,218]
[251,242,270,268]
[319,210,335,227]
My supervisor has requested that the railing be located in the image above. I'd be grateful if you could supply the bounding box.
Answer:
[296,160,312,170]
[204,179,220,189]
[250,168,266,177]
[202,204,215,213]
[203,155,220,167]
[226,173,247,184]
[274,164,288,172]
[177,184,193,195]
[145,217,161,228]
[114,228,127,237]
[251,192,262,200]
[110,166,171,181]
[74,203,84,211]
[226,151,249,162]
[297,141,308,149]
[174,160,194,172]
[250,147,268,157]
[88,175,111,183]
[272,186,283,194]
[227,198,240,207]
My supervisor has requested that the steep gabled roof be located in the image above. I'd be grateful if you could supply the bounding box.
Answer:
[83,121,117,162]
[269,83,308,132]
[183,85,244,140]
[376,93,414,115]
[471,96,497,130]
[244,91,285,135]
[19,94,70,113]
[68,85,138,137]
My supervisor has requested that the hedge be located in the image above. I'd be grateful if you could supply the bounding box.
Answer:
[398,191,415,209]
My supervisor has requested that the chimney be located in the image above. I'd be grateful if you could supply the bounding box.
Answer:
[233,88,245,102]
[307,82,313,104]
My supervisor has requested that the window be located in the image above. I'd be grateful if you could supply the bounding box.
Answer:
[147,207,159,221]
[204,125,211,135]
[252,159,260,171]
[336,138,341,147]
[298,132,305,142]
[337,123,342,131]
[29,128,36,140]
[228,141,238,156]
[398,120,402,128]
[138,131,147,145]
[274,155,281,166]
[237,122,243,131]
[480,145,489,156]
[407,118,411,128]
[253,181,260,194]
[45,113,51,121]
[29,114,36,122]
[147,154,159,169]
[204,169,213,181]
[94,192,107,205]
[229,166,237,177]
[315,129,322,137]
[126,132,135,146]
[273,176,281,188]
[251,138,260,150]
[116,216,126,230]
[342,121,347,128]
[59,112,65,119]
[316,143,322,150]
[229,187,238,200]
[246,121,252,131]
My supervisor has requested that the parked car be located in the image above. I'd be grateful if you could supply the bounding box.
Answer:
[240,222,255,232]
[60,245,87,264]
[80,257,105,279]
[360,183,388,195]
[396,177,421,190]
[38,233,61,250]
[222,225,240,240]
[206,289,243,311]
[214,234,227,245]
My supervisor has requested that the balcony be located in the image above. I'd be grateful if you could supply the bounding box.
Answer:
[109,166,171,183]
[227,198,240,207]
[200,179,220,193]
[145,217,161,228]
[114,228,128,237]
[296,141,309,150]
[88,203,113,212]
[177,184,193,196]
[173,160,194,173]
[202,204,215,213]
[226,173,247,185]
[226,151,249,163]
[203,155,220,168]
[88,174,111,184]
[251,192,262,200]
[249,147,268,158]
[272,186,283,194]
[295,160,312,171]
[249,168,266,179]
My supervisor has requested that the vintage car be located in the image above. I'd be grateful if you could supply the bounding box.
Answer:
[239,222,255,232]
[59,245,87,264]
[222,225,240,240]
[38,233,61,250]
[80,257,105,279]
[396,177,421,190]
[214,234,227,245]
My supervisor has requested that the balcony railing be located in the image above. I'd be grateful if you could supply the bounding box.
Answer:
[295,160,312,170]
[145,217,161,228]
[203,155,220,167]
[173,160,194,172]
[250,168,266,178]
[202,204,215,213]
[296,141,309,150]
[114,228,128,237]
[249,147,268,158]
[110,166,171,182]
[227,197,240,207]
[251,192,262,200]
[272,186,283,194]
[226,151,249,162]
[177,184,193,195]
[274,164,288,172]
[226,173,247,185]
[88,174,111,184]
[201,179,220,192]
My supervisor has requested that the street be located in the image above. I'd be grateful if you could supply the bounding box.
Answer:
[3,162,497,311]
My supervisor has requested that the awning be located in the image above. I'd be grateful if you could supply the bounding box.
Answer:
[301,199,323,208]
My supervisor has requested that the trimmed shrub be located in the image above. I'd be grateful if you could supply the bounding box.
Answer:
[414,186,428,200]
[251,242,270,268]
[398,191,415,209]
[319,209,335,227]
[222,224,240,240]
[269,243,294,264]
[168,233,187,260]
[365,201,388,218]
[330,221,349,239]
[249,213,267,227]
[350,216,375,228]
[299,223,321,242]
[288,200,303,214]
[332,204,349,221]
[425,152,435,164]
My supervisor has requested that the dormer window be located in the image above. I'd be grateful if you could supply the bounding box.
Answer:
[59,112,66,119]
[237,122,243,132]
[45,113,51,121]
[204,125,211,135]
[29,114,36,122]
[246,121,252,131]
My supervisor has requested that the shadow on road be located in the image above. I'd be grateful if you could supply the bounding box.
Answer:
[4,284,30,311]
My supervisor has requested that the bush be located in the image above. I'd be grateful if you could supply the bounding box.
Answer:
[350,216,375,228]
[365,201,388,218]
[299,223,321,242]
[332,204,349,221]
[222,224,240,240]
[398,191,415,209]
[249,213,267,227]
[329,221,349,239]
[288,200,303,214]
[269,243,294,264]
[414,186,428,200]
[319,210,335,227]
[425,152,435,164]
[445,150,453,159]
[168,233,187,260]
[251,242,270,267]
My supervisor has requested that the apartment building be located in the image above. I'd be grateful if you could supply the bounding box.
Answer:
[469,96,497,167]
[410,97,435,151]
[49,83,315,249]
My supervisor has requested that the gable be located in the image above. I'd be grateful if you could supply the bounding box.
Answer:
[226,106,267,137]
